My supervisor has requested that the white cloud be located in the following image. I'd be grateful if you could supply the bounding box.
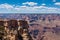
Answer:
[0,3,60,13]
[41,3,46,6]
[22,2,37,6]
[53,0,56,2]
[0,3,13,9]
[55,2,60,5]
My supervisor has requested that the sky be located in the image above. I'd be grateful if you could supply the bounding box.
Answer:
[0,0,60,13]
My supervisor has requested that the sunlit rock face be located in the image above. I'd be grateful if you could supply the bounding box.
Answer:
[0,19,33,40]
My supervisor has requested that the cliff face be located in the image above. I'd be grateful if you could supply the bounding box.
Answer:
[0,20,33,40]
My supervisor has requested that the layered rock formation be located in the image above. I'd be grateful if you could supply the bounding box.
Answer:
[0,19,32,40]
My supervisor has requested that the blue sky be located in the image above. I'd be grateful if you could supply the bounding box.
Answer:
[0,0,60,13]
[0,0,60,6]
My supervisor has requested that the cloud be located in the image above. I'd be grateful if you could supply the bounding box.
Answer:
[53,0,56,2]
[41,3,46,6]
[0,3,13,9]
[22,2,37,6]
[0,3,60,13]
[55,2,60,5]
